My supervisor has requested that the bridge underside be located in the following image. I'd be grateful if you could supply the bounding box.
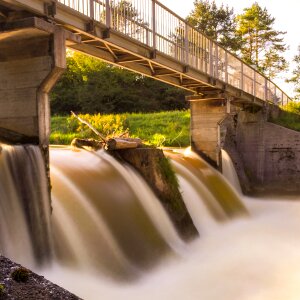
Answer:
[0,0,266,107]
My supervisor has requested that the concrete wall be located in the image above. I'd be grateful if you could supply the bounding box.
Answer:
[190,97,300,194]
[226,109,300,194]
[261,121,300,191]
[190,98,227,165]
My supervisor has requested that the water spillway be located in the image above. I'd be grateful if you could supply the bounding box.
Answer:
[0,144,52,266]
[1,144,299,299]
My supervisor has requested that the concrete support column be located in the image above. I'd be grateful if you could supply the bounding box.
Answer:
[0,20,68,148]
[187,95,228,166]
[0,17,79,191]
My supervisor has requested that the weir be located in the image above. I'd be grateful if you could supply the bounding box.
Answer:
[0,145,246,276]
[0,0,296,194]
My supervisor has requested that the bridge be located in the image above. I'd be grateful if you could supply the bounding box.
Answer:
[1,0,299,194]
[0,0,291,104]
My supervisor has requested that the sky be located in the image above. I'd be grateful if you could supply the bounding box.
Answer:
[159,0,300,96]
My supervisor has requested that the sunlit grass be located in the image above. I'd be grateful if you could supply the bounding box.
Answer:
[270,102,300,131]
[50,110,191,147]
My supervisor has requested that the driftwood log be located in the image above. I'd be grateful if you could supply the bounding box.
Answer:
[106,138,142,150]
[71,112,144,150]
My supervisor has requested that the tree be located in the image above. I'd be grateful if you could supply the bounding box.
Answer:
[286,46,300,101]
[187,0,241,52]
[50,52,188,115]
[236,2,288,79]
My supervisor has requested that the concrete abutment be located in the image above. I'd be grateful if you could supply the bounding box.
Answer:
[188,96,300,194]
[0,17,79,159]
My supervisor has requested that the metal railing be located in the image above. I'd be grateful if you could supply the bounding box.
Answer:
[57,0,291,105]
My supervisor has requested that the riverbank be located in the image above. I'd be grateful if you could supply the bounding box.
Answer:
[0,256,80,299]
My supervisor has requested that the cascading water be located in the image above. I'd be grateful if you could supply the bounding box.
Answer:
[1,144,299,299]
[221,149,242,194]
[0,144,52,267]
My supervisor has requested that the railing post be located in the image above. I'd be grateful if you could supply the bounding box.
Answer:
[152,0,156,49]
[89,0,94,19]
[209,40,213,76]
[185,23,189,65]
[264,78,268,101]
[106,0,111,28]
[215,44,218,79]
[253,71,256,97]
[225,52,228,83]
[240,62,244,91]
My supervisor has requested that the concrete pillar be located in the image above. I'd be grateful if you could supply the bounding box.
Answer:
[187,95,228,166]
[0,17,79,188]
[0,19,69,147]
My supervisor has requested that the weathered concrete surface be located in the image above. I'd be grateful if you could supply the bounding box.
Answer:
[263,122,300,191]
[109,148,199,241]
[219,114,252,194]
[190,96,300,194]
[0,255,81,299]
[0,18,69,146]
[189,97,228,166]
[222,108,300,194]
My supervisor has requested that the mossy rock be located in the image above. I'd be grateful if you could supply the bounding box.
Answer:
[11,267,30,283]
[109,148,199,241]
[0,283,5,296]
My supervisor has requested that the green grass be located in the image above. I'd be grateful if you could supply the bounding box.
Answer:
[50,110,191,147]
[270,102,300,131]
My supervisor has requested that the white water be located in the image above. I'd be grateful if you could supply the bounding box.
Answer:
[221,149,242,194]
[43,196,300,300]
[44,148,300,300]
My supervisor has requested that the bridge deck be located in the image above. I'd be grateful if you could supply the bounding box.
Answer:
[0,0,291,106]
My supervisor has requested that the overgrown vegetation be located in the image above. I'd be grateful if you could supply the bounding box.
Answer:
[50,110,190,147]
[0,283,5,296]
[11,267,30,283]
[270,102,300,131]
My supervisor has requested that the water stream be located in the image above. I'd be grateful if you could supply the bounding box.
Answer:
[0,144,299,299]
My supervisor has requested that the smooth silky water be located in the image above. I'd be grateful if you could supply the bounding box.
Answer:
[1,144,299,299]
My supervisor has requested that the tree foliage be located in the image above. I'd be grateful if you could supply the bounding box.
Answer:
[187,0,241,52]
[236,2,288,78]
[50,52,188,115]
[286,46,300,101]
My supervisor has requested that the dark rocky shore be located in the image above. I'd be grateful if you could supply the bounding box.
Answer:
[0,256,81,300]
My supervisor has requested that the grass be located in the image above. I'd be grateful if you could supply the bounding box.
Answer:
[50,110,191,147]
[270,102,300,131]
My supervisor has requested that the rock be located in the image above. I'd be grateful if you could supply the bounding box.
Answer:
[0,256,81,300]
[109,148,199,241]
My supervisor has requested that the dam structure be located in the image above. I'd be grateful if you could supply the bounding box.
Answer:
[0,0,298,193]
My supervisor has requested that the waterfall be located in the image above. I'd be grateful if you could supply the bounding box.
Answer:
[221,149,242,194]
[0,144,52,267]
[1,144,300,300]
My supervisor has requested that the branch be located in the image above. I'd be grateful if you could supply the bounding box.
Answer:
[71,111,107,143]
